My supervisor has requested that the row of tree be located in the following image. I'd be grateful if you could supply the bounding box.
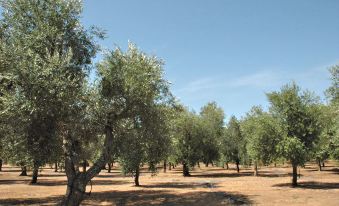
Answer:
[0,1,338,205]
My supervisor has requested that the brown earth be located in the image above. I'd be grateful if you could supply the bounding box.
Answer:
[0,162,338,206]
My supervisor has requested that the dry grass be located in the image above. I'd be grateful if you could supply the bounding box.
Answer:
[0,162,338,205]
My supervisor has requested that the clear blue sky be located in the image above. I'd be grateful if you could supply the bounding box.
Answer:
[82,0,338,118]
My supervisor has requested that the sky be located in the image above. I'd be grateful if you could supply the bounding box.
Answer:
[54,1,339,118]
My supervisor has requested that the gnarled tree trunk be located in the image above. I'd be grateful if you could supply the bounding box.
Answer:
[163,160,167,173]
[55,162,58,172]
[134,167,140,186]
[31,162,39,184]
[253,161,258,176]
[317,159,322,171]
[20,166,27,176]
[236,160,240,173]
[292,163,298,186]
[183,162,190,176]
[60,124,115,206]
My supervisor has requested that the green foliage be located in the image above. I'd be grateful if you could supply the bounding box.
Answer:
[221,116,247,165]
[242,106,283,166]
[96,43,173,180]
[199,102,224,165]
[277,136,307,166]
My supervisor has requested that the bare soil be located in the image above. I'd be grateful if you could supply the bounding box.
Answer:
[0,162,338,205]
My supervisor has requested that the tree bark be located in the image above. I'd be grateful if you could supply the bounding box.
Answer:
[253,161,258,176]
[61,123,115,206]
[236,161,240,173]
[205,162,209,167]
[107,162,112,173]
[197,162,200,168]
[20,166,27,176]
[134,167,140,186]
[317,159,322,171]
[322,162,325,167]
[82,160,87,172]
[226,162,229,170]
[183,162,190,176]
[292,163,298,186]
[168,162,172,171]
[163,160,167,173]
[55,162,58,172]
[31,163,39,184]
[0,159,2,171]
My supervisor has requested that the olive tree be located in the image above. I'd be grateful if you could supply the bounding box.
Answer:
[241,106,283,176]
[267,83,322,186]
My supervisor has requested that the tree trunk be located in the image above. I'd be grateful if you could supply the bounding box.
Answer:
[197,162,200,168]
[82,160,87,172]
[107,162,112,173]
[31,163,39,184]
[20,166,27,176]
[222,162,225,169]
[322,162,325,167]
[183,162,190,176]
[274,163,277,167]
[0,159,2,171]
[236,161,240,173]
[55,162,58,172]
[60,123,116,206]
[253,161,258,176]
[205,162,209,167]
[292,163,298,186]
[134,167,140,186]
[62,174,87,206]
[168,162,172,171]
[317,159,322,171]
[226,162,229,170]
[211,162,214,167]
[163,160,167,173]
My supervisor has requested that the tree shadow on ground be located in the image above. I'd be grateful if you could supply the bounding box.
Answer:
[0,178,129,186]
[273,181,339,190]
[0,195,63,205]
[139,182,219,189]
[0,190,253,206]
[82,190,253,206]
[191,171,252,178]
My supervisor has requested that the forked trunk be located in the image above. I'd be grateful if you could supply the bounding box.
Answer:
[54,162,58,172]
[30,163,39,184]
[183,162,190,176]
[134,167,140,186]
[253,161,258,176]
[20,166,27,176]
[292,163,298,186]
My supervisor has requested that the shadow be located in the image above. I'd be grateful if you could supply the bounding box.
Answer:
[139,182,218,189]
[0,178,129,186]
[0,179,30,185]
[191,171,252,178]
[0,195,63,205]
[82,190,253,206]
[257,172,299,178]
[273,181,339,190]
[327,168,339,174]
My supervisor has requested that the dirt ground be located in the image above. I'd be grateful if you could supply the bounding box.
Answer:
[0,162,338,206]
